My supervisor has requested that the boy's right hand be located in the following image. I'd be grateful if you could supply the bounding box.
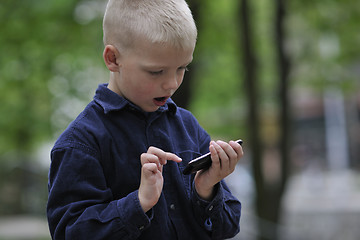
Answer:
[138,147,182,213]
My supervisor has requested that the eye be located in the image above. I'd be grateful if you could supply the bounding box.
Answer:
[149,70,163,76]
[178,66,189,72]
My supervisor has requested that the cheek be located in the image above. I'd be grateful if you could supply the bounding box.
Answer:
[134,86,154,98]
[130,77,157,97]
[178,71,185,83]
[178,76,184,86]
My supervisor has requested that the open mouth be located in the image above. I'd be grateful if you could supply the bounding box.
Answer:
[154,97,166,102]
[153,96,169,106]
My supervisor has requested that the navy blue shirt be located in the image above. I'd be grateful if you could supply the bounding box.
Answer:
[47,84,241,239]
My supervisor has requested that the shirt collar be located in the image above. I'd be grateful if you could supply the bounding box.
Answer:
[93,83,178,115]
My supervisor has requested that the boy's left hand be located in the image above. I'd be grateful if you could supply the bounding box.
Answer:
[194,140,243,200]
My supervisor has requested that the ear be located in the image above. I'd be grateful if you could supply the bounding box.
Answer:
[103,45,120,72]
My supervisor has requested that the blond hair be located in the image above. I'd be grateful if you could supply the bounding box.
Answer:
[103,0,197,51]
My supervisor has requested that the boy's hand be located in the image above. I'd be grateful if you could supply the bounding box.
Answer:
[194,140,243,200]
[138,147,182,213]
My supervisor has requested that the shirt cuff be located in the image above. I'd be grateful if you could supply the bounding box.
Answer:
[116,190,153,237]
[193,182,223,211]
[192,182,224,217]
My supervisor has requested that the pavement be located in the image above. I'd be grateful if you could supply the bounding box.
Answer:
[280,169,360,240]
[0,215,50,240]
[227,167,360,240]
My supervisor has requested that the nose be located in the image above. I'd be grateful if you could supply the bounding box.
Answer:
[162,73,182,90]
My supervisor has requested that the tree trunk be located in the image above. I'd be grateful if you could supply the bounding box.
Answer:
[275,0,291,195]
[239,0,291,239]
[171,0,200,109]
[238,1,266,237]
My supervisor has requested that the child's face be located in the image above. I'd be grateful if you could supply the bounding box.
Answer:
[109,39,194,112]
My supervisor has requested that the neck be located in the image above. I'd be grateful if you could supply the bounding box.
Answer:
[107,72,122,97]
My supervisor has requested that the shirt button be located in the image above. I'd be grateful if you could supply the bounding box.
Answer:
[139,225,145,230]
[208,205,214,211]
[170,204,176,210]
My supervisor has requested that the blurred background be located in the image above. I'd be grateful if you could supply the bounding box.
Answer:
[0,0,359,239]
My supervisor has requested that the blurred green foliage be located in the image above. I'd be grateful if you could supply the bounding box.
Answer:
[0,0,106,215]
[0,0,105,155]
[288,0,360,92]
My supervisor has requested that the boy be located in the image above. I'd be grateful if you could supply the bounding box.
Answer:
[47,0,243,239]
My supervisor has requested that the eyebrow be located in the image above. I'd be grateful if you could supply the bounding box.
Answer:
[140,53,193,68]
[141,60,192,70]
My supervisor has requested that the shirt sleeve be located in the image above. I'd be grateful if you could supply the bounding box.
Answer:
[184,113,241,239]
[190,180,241,239]
[47,146,152,240]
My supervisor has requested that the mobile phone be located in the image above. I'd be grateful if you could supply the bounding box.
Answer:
[182,139,243,175]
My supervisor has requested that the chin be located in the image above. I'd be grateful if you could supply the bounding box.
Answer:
[142,106,159,113]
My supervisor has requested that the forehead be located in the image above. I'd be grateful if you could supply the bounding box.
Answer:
[127,38,194,67]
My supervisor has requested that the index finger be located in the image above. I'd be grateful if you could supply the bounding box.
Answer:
[147,146,182,164]
[164,152,182,163]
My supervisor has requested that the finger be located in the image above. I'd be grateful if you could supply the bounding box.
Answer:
[164,152,182,163]
[211,141,228,170]
[147,146,182,164]
[229,140,243,153]
[224,141,243,171]
[142,162,159,176]
[147,147,167,165]
[216,141,241,173]
[218,140,238,160]
[209,142,220,168]
[220,141,243,173]
[140,153,162,171]
[229,140,244,160]
[213,141,231,168]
